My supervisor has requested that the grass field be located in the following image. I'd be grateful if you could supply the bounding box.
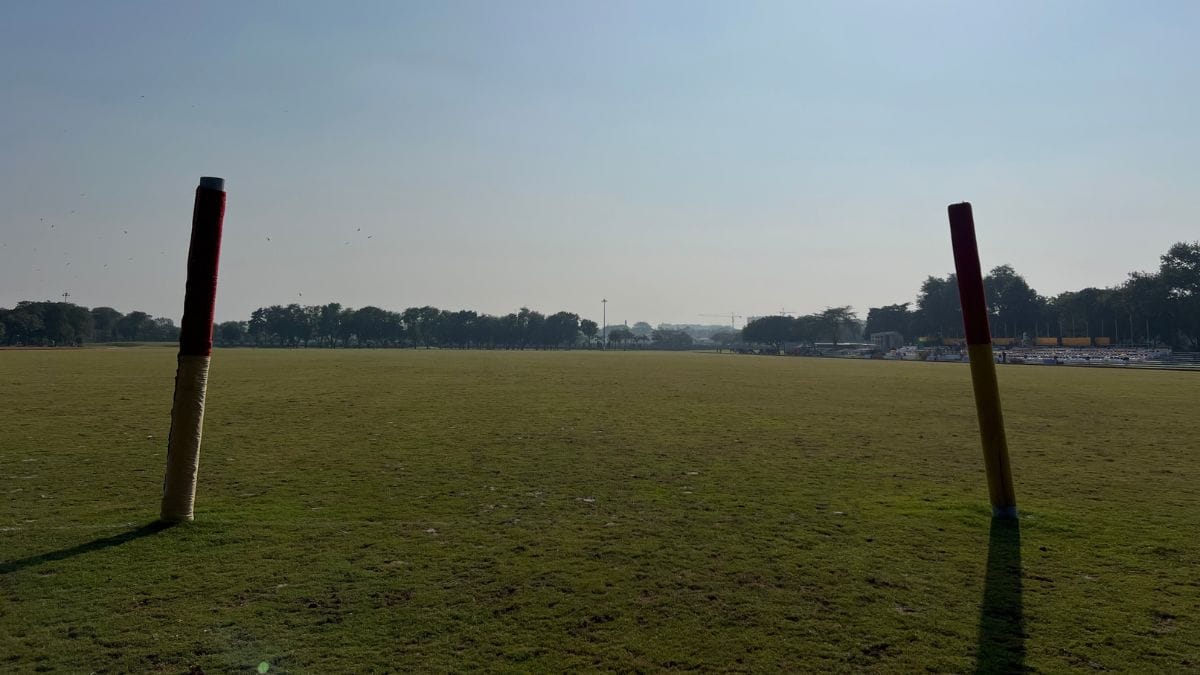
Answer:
[2,348,1198,673]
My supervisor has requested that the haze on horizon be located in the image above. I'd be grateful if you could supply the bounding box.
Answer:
[2,1,1198,328]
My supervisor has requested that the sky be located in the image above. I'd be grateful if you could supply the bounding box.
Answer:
[2,1,1198,328]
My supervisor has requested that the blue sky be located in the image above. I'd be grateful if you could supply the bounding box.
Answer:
[2,1,1197,326]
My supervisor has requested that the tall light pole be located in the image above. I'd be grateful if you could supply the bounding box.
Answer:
[602,298,607,349]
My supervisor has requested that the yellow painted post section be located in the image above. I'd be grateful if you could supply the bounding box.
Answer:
[967,343,1017,515]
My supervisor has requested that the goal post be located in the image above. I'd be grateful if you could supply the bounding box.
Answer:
[947,202,1018,519]
[160,177,226,523]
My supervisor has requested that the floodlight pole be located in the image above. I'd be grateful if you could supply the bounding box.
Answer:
[160,177,226,523]
[948,202,1017,519]
[602,298,607,349]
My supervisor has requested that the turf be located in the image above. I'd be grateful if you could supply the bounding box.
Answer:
[2,348,1198,672]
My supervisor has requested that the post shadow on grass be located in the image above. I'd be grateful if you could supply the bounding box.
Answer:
[0,521,173,574]
[974,517,1025,674]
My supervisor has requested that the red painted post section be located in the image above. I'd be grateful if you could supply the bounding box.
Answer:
[948,203,992,348]
[178,177,226,357]
[161,177,226,523]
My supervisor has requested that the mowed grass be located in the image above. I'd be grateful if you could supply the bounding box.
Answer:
[2,348,1198,673]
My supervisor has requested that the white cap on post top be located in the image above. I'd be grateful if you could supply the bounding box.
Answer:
[199,177,225,191]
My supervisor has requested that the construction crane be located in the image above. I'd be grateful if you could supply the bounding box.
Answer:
[741,310,794,323]
[700,313,745,331]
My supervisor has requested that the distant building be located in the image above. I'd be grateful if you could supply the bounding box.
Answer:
[870,331,904,350]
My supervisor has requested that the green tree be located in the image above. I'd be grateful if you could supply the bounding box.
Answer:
[316,303,343,347]
[40,302,92,345]
[1,306,44,344]
[91,307,123,342]
[1158,241,1200,346]
[1159,241,1200,297]
[542,311,580,347]
[579,319,599,342]
[437,310,479,347]
[652,328,694,349]
[217,321,246,346]
[983,265,1044,338]
[742,315,793,351]
[912,275,962,339]
[336,307,357,346]
[710,330,739,351]
[116,311,154,341]
[607,325,634,347]
[402,306,442,347]
[149,317,179,342]
[1049,287,1117,339]
[1116,272,1174,346]
[350,306,391,346]
[524,310,546,348]
[791,314,821,344]
[631,321,653,338]
[818,306,857,345]
[863,303,912,341]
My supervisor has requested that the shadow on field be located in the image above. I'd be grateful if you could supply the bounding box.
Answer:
[974,517,1025,674]
[0,521,173,574]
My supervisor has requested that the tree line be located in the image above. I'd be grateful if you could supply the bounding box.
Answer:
[6,242,1196,350]
[739,241,1199,350]
[741,307,861,351]
[0,302,179,346]
[219,304,601,349]
[861,241,1199,349]
[0,299,705,351]
[0,298,721,351]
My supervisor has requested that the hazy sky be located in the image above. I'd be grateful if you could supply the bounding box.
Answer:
[2,1,1197,327]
